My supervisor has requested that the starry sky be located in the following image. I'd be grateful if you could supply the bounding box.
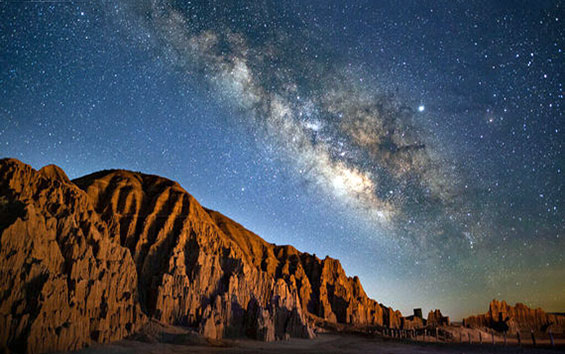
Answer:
[1,0,563,320]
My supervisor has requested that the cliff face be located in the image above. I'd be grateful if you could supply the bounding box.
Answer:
[0,159,402,353]
[463,299,565,333]
[73,169,314,341]
[73,169,401,334]
[0,159,145,354]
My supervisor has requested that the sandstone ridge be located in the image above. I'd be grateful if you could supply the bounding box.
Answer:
[0,159,401,353]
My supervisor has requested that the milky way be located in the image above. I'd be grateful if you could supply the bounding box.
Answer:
[127,0,466,241]
[1,0,563,319]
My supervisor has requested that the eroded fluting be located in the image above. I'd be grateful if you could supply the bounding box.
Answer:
[1,159,402,353]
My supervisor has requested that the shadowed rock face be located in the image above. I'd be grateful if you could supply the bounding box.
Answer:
[1,159,402,353]
[0,159,145,354]
[463,299,565,333]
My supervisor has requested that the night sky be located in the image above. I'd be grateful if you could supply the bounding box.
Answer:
[1,0,563,319]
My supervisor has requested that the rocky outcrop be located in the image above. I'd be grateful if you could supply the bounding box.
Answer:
[74,169,402,336]
[427,309,449,327]
[0,159,145,354]
[463,299,565,333]
[73,169,315,341]
[0,159,404,353]
[401,308,426,329]
[401,316,425,330]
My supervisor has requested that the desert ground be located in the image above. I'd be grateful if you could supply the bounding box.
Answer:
[63,324,564,354]
[64,334,565,354]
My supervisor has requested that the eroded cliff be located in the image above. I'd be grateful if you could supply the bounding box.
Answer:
[1,159,402,353]
[0,159,145,353]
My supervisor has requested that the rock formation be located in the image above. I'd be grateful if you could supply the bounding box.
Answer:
[401,308,426,329]
[0,159,145,353]
[426,309,449,327]
[74,169,402,334]
[0,159,403,353]
[72,169,314,341]
[463,299,565,333]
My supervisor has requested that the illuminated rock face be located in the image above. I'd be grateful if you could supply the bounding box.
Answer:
[1,158,402,353]
[0,159,145,354]
[74,168,402,334]
[463,299,565,333]
[73,168,314,342]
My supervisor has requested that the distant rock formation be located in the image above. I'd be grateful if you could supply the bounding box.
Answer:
[463,299,565,333]
[400,308,449,329]
[0,159,403,353]
[427,309,449,327]
[401,309,425,329]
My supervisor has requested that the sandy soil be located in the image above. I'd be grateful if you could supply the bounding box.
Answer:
[66,333,565,354]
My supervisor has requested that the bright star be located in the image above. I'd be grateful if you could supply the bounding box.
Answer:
[418,105,425,112]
